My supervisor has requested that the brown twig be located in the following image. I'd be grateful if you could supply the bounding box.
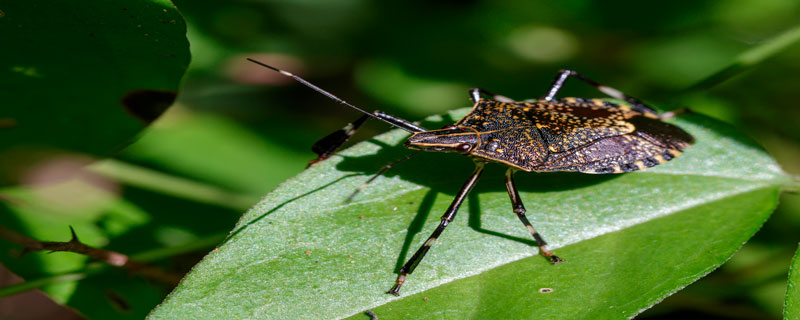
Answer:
[0,226,181,285]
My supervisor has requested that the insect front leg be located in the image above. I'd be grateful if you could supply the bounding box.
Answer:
[504,168,562,264]
[387,162,486,296]
[543,69,660,117]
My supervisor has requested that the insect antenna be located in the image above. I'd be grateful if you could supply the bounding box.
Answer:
[246,58,416,133]
[345,151,422,203]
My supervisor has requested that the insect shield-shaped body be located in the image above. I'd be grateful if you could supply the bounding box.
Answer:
[408,97,693,174]
[246,60,693,296]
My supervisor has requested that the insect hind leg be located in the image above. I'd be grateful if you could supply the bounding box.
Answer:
[658,108,692,120]
[469,88,515,103]
[544,70,659,117]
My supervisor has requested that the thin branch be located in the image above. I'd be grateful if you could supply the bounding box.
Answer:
[685,24,800,92]
[0,272,88,298]
[89,159,260,211]
[0,226,181,286]
[0,233,226,298]
[788,175,800,193]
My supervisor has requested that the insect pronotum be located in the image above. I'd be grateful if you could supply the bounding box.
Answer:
[247,58,694,296]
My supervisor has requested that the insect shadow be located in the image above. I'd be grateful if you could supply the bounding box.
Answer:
[334,114,620,271]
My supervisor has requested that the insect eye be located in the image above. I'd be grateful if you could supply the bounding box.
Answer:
[456,143,473,153]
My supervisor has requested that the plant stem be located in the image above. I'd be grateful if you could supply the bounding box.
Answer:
[0,226,181,286]
[0,232,227,298]
[686,24,800,91]
[90,159,259,211]
[0,272,88,297]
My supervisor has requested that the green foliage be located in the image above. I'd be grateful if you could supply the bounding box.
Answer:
[2,0,799,318]
[787,245,800,320]
[0,0,189,184]
[0,0,190,318]
[149,110,788,319]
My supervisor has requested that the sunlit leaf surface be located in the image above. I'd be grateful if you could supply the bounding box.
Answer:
[150,109,788,319]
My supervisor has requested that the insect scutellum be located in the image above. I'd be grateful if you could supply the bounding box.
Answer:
[247,59,694,296]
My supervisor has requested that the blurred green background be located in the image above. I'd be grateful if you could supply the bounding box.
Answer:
[2,0,800,319]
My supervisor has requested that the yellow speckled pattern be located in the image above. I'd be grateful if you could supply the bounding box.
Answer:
[455,98,693,173]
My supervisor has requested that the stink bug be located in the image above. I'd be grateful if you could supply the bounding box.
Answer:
[247,59,694,296]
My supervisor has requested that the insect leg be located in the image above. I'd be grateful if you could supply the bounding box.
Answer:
[308,114,370,167]
[658,108,692,120]
[345,151,422,202]
[469,88,515,103]
[387,162,486,296]
[504,168,562,264]
[544,70,659,116]
[307,111,427,167]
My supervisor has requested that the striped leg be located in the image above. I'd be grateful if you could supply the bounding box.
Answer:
[544,69,659,117]
[307,111,427,167]
[308,114,370,167]
[469,88,515,103]
[504,169,562,264]
[387,162,486,296]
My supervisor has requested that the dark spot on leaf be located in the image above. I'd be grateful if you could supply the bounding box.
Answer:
[539,288,553,293]
[120,89,176,123]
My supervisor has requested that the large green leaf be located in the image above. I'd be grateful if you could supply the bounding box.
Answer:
[787,245,800,320]
[149,110,788,319]
[0,0,190,184]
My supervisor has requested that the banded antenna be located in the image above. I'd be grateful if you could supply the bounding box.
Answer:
[246,58,416,133]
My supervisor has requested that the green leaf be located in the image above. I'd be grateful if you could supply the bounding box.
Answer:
[118,110,309,195]
[149,110,788,319]
[0,0,190,184]
[787,244,800,320]
[0,174,237,319]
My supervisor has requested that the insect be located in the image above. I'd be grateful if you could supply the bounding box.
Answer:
[247,59,694,296]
